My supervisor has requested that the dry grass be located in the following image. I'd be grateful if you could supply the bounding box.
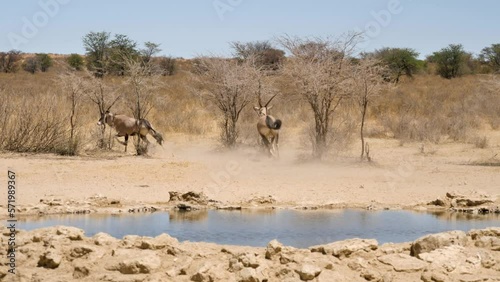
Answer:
[374,75,500,143]
[0,59,498,157]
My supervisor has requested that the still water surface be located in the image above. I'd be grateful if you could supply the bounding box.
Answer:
[20,209,500,248]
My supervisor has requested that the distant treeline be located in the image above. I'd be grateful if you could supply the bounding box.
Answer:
[1,31,499,81]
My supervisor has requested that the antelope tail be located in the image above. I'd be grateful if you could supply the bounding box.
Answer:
[266,116,282,130]
[140,119,164,145]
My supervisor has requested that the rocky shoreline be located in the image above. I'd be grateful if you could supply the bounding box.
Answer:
[1,191,498,220]
[1,225,499,282]
[0,191,499,281]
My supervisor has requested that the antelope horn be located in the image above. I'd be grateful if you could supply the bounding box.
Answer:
[265,94,278,107]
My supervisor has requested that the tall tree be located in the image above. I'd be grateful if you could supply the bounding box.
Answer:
[480,44,500,73]
[66,54,84,71]
[369,47,420,83]
[36,53,53,72]
[194,57,262,147]
[231,41,285,71]
[279,33,361,159]
[350,58,387,160]
[108,34,138,76]
[82,31,111,77]
[430,44,468,79]
[23,56,39,74]
[123,57,162,154]
[0,50,22,73]
[141,41,162,64]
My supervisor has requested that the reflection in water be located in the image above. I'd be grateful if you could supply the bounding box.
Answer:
[169,210,208,222]
[19,209,500,248]
[429,211,500,221]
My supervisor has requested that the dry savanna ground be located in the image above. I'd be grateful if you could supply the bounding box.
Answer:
[0,58,500,282]
[0,61,499,210]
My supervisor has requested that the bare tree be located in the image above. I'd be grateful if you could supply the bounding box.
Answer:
[0,50,22,73]
[193,56,260,147]
[58,72,87,155]
[350,58,387,160]
[85,73,121,149]
[279,33,361,158]
[123,56,162,154]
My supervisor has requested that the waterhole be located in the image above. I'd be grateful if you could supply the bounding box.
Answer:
[20,209,499,248]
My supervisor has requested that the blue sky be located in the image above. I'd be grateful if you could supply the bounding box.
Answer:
[1,0,499,58]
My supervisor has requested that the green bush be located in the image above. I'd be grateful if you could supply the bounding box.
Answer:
[67,53,84,70]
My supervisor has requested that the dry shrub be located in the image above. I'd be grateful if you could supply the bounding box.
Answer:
[375,76,493,143]
[1,90,68,153]
[299,106,356,159]
[473,136,489,149]
[152,70,216,135]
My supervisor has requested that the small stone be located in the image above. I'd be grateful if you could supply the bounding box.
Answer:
[73,265,90,279]
[410,230,467,258]
[295,264,322,281]
[70,245,95,258]
[265,239,283,259]
[378,253,427,273]
[238,253,260,269]
[38,251,62,269]
[56,226,84,240]
[93,232,118,246]
[239,268,259,282]
[117,254,161,274]
[310,238,378,258]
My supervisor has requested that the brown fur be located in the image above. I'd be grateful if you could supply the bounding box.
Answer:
[97,111,163,152]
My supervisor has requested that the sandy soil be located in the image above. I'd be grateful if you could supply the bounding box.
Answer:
[1,133,499,210]
[1,134,499,281]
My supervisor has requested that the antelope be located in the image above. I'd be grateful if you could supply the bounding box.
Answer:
[254,93,282,157]
[97,111,163,152]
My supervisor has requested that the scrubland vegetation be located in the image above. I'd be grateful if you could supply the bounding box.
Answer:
[0,32,499,159]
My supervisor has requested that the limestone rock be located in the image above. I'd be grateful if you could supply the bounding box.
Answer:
[239,268,259,282]
[73,264,90,279]
[117,253,161,274]
[421,269,449,282]
[360,268,382,282]
[310,238,378,258]
[38,251,62,269]
[122,235,142,248]
[419,245,466,272]
[410,231,467,258]
[467,227,500,240]
[229,258,244,272]
[472,236,500,251]
[265,239,283,259]
[478,250,496,269]
[378,253,427,273]
[347,257,369,272]
[152,233,179,248]
[56,226,84,241]
[93,232,118,246]
[295,264,322,281]
[169,191,209,204]
[70,245,95,258]
[189,261,217,282]
[237,252,260,268]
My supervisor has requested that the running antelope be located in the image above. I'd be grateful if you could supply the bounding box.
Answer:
[97,111,163,152]
[254,94,282,157]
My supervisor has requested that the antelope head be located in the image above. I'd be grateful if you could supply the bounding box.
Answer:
[254,94,277,117]
[97,110,113,126]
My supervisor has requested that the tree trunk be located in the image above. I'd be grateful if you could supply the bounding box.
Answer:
[313,109,329,159]
[360,99,368,160]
